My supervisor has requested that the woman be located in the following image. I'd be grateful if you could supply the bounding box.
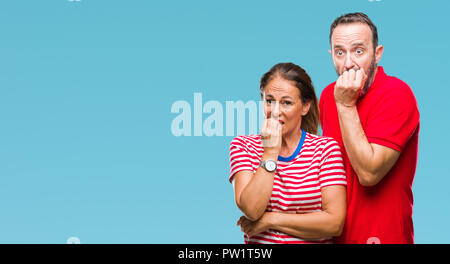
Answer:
[229,63,347,244]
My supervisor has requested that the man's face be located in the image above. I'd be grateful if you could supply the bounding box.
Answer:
[330,22,382,95]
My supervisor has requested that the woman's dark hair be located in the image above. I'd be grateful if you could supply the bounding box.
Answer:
[260,62,320,135]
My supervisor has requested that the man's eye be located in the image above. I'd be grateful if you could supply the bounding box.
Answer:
[356,49,363,55]
[336,50,344,56]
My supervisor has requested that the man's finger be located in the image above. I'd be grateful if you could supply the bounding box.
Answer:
[336,74,345,93]
[361,68,368,83]
[348,69,356,82]
[359,67,365,76]
[336,75,342,88]
[342,71,349,84]
[355,69,364,82]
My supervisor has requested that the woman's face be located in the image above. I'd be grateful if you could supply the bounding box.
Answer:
[262,76,311,138]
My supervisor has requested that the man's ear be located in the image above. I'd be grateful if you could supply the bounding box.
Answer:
[375,45,384,64]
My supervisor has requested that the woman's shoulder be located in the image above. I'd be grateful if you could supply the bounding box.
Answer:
[229,134,262,150]
[304,133,340,149]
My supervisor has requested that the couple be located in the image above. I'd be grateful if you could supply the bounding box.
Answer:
[228,12,420,244]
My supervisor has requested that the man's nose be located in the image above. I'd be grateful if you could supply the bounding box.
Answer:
[344,54,356,71]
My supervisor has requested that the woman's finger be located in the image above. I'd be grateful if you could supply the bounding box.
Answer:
[237,216,245,226]
[242,222,253,235]
[261,118,268,139]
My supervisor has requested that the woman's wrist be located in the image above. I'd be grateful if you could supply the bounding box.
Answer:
[262,149,279,160]
[262,212,276,230]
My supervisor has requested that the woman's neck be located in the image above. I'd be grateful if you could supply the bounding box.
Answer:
[279,130,302,157]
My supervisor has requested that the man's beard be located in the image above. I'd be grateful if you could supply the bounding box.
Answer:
[335,56,377,98]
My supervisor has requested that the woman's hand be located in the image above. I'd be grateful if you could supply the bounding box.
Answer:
[237,213,273,237]
[261,117,282,156]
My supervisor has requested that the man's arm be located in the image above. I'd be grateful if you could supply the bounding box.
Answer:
[334,69,400,187]
[336,103,400,186]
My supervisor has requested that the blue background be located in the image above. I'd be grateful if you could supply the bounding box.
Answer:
[0,0,448,243]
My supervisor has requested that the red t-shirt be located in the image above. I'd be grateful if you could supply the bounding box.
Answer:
[319,66,420,244]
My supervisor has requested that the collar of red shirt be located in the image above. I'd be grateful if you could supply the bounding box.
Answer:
[360,66,388,100]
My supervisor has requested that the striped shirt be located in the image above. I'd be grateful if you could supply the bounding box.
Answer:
[229,130,346,244]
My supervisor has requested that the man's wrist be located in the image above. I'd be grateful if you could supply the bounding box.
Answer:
[336,102,357,112]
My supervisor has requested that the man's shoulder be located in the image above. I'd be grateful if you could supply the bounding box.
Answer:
[377,73,417,104]
[319,81,337,103]
[385,74,410,90]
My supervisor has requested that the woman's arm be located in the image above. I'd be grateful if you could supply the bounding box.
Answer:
[232,152,278,221]
[238,185,346,238]
[232,117,281,221]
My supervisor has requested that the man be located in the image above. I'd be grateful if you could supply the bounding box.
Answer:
[319,12,420,244]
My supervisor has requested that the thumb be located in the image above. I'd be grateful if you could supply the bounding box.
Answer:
[360,68,368,82]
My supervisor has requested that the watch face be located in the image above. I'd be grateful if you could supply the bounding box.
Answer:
[266,160,277,172]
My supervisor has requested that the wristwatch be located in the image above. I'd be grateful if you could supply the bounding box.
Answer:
[259,159,277,172]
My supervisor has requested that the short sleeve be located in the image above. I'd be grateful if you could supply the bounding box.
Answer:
[365,80,420,152]
[318,139,347,188]
[319,82,337,137]
[229,137,253,183]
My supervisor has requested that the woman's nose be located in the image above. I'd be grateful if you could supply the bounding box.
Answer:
[270,101,281,119]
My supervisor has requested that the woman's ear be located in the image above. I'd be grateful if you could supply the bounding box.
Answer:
[302,101,312,116]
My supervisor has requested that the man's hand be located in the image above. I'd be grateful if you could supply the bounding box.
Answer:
[334,68,368,107]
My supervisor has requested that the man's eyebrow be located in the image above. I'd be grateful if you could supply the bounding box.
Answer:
[351,42,366,47]
[333,42,366,49]
[281,96,293,99]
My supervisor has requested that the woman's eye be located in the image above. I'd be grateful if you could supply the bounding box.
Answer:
[266,99,273,104]
[282,101,292,105]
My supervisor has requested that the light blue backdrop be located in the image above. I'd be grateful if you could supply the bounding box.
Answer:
[0,0,448,243]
